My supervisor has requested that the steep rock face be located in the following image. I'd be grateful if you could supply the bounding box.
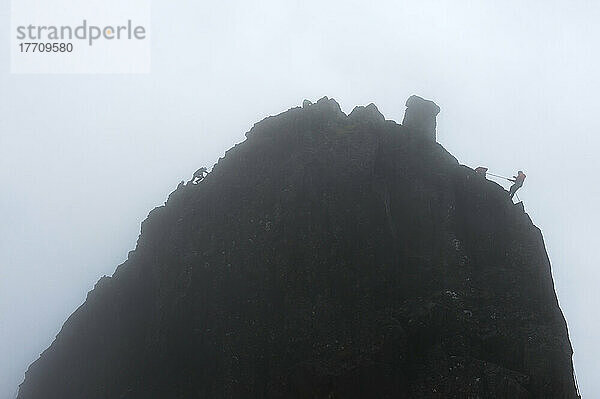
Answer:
[18,97,578,398]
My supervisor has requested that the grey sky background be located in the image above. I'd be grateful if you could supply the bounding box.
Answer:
[1,0,598,397]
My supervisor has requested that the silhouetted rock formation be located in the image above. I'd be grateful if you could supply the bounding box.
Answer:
[402,95,441,141]
[17,96,578,398]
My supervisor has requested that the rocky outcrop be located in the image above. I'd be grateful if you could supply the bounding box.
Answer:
[17,96,578,398]
[402,95,441,141]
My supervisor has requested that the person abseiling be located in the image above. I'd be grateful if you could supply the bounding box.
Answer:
[508,170,526,198]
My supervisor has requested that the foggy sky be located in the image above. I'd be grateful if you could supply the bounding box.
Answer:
[1,1,599,397]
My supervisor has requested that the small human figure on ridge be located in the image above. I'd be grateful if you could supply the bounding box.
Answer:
[192,167,208,184]
[508,170,526,199]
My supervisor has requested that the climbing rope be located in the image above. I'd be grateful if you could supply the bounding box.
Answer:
[486,172,512,181]
[484,171,523,201]
[479,169,525,202]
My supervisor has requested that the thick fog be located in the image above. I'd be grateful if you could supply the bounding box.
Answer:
[1,1,598,397]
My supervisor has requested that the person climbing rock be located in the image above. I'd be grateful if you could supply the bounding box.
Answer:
[192,167,208,184]
[508,170,526,198]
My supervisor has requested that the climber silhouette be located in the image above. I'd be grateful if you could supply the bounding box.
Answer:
[508,170,526,199]
[192,167,208,184]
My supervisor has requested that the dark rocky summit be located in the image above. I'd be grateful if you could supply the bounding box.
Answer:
[18,96,579,398]
[402,95,441,141]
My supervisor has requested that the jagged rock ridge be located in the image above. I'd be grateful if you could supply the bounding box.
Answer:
[18,97,579,398]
